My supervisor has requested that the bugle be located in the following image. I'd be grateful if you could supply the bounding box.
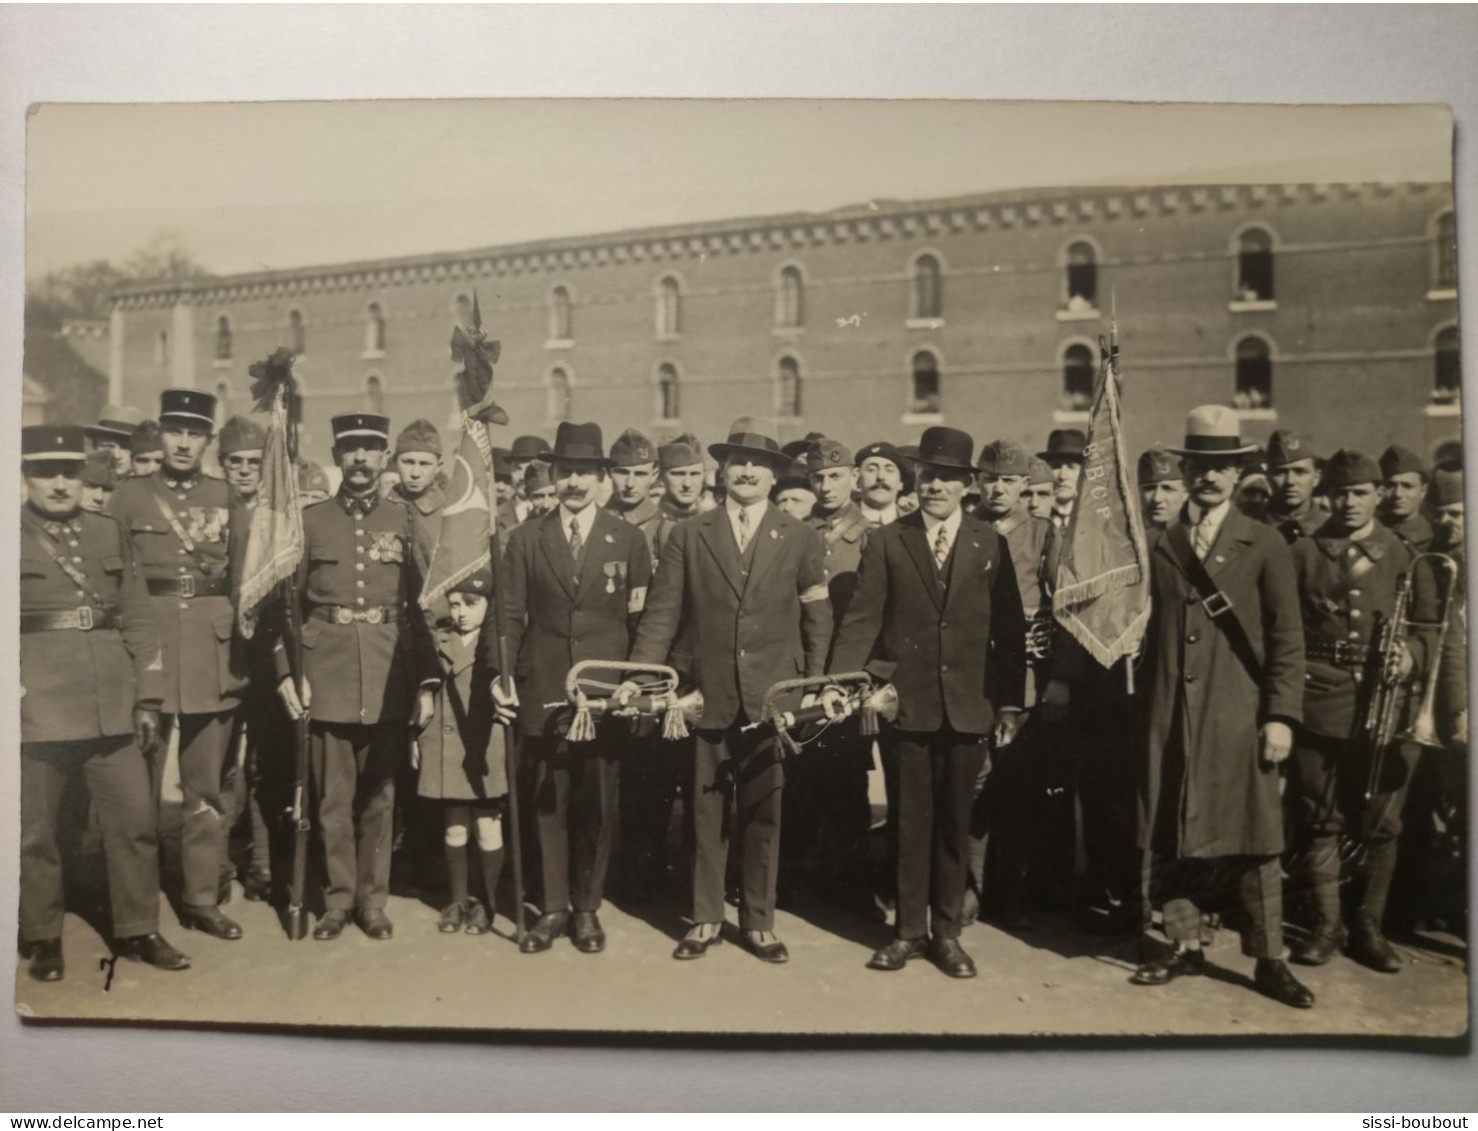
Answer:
[549,659,704,742]
[744,672,899,757]
[1395,551,1462,749]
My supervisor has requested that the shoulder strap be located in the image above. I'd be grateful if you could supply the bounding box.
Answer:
[147,477,219,575]
[1163,523,1265,686]
[21,513,110,608]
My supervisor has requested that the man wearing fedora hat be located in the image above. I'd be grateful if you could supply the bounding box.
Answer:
[507,434,552,524]
[1038,428,1086,533]
[624,416,832,964]
[496,422,654,954]
[1133,405,1314,1008]
[1260,429,1323,544]
[828,425,1028,978]
[274,411,440,942]
[108,388,250,940]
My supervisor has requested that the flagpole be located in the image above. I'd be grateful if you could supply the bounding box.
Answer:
[281,382,311,942]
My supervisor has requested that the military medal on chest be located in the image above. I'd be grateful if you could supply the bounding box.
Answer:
[368,531,405,563]
[603,560,627,594]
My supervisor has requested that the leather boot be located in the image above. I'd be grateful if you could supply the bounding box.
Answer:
[1347,913,1402,973]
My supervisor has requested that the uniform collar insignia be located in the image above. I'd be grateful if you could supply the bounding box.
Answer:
[162,470,200,490]
[337,488,380,517]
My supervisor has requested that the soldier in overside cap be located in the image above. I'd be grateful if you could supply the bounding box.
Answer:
[1379,444,1434,551]
[523,461,557,519]
[107,388,249,940]
[130,420,164,479]
[652,433,706,559]
[1024,457,1056,522]
[218,415,266,507]
[275,411,439,942]
[1137,449,1186,532]
[605,428,663,549]
[1260,429,1323,543]
[771,458,817,521]
[18,425,191,980]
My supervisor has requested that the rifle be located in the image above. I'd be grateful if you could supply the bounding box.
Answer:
[284,572,311,940]
[488,520,526,945]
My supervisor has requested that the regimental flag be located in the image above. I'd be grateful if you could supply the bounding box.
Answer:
[421,413,494,609]
[1052,339,1151,668]
[235,382,304,637]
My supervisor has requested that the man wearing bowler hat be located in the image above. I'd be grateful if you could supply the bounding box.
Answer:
[1260,429,1323,544]
[18,425,191,981]
[623,416,833,963]
[86,404,144,477]
[1132,405,1313,1008]
[1378,444,1434,552]
[507,434,552,524]
[108,388,249,939]
[275,411,439,941]
[1137,449,1187,533]
[828,425,1027,978]
[1038,428,1086,532]
[496,422,654,953]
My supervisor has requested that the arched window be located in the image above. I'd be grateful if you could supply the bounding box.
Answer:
[365,303,386,354]
[549,286,573,341]
[776,266,804,329]
[656,363,681,421]
[1066,241,1097,306]
[1236,227,1275,301]
[1434,210,1457,292]
[1434,325,1461,404]
[656,277,682,338]
[288,309,306,356]
[214,315,233,361]
[454,294,473,331]
[910,350,941,416]
[1233,336,1273,409]
[1062,343,1096,409]
[775,356,802,418]
[364,374,384,415]
[547,367,572,423]
[912,254,943,320]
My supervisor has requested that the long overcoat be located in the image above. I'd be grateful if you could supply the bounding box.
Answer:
[1140,506,1305,858]
[417,628,507,801]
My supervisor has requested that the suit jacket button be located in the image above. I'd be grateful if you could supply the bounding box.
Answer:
[940,620,948,629]
[444,724,454,734]
[1185,673,1197,683]
[940,663,949,673]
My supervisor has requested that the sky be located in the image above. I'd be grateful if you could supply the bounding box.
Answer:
[25,99,1453,281]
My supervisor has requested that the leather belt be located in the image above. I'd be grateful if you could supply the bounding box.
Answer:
[309,604,402,626]
[20,606,119,633]
[1307,639,1373,666]
[147,575,230,599]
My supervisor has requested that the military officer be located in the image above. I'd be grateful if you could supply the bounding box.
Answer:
[625,416,833,964]
[1287,449,1439,974]
[218,415,266,507]
[85,404,143,478]
[1131,406,1313,1009]
[496,422,654,954]
[1038,429,1086,532]
[828,426,1027,979]
[605,428,663,545]
[79,451,120,513]
[1024,457,1056,522]
[19,425,191,981]
[1379,444,1434,551]
[1137,449,1186,532]
[652,432,706,559]
[854,441,912,528]
[130,420,164,479]
[1260,429,1324,543]
[108,388,248,940]
[275,412,439,941]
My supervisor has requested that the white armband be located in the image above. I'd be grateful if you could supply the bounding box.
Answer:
[627,585,648,614]
[800,584,830,604]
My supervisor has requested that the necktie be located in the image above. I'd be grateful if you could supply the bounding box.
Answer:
[1193,514,1215,560]
[736,506,752,552]
[933,524,950,571]
[568,516,584,579]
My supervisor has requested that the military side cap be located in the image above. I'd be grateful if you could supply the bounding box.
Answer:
[22,424,88,461]
[1026,457,1054,486]
[296,460,330,495]
[1166,405,1257,457]
[610,428,656,468]
[1266,429,1319,469]
[541,421,613,467]
[1379,444,1427,481]
[331,412,390,442]
[774,458,814,492]
[491,447,513,481]
[854,440,915,493]
[160,388,218,429]
[450,569,493,597]
[805,437,853,472]
[1137,449,1182,486]
[1322,448,1383,489]
[395,418,441,457]
[85,403,143,441]
[523,461,554,492]
[977,439,1032,476]
[81,450,120,488]
[509,434,551,461]
[130,420,163,456]
[218,414,267,456]
[1432,465,1464,507]
[915,426,977,473]
[1038,428,1087,462]
[659,432,704,470]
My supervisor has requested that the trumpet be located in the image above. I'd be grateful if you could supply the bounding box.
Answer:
[1395,552,1463,750]
[1024,608,1056,662]
[546,659,704,742]
[743,672,900,758]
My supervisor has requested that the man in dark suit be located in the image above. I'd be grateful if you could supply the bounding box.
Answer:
[623,416,832,963]
[828,425,1027,978]
[495,422,653,954]
[1132,405,1313,1008]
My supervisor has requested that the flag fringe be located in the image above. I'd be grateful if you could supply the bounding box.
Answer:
[1059,604,1152,669]
[1052,561,1144,613]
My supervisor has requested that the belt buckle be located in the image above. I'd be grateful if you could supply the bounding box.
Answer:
[1200,590,1233,619]
[365,606,385,625]
[76,606,94,631]
[334,606,354,625]
[179,575,195,599]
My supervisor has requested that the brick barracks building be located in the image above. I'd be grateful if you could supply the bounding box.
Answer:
[101,182,1461,467]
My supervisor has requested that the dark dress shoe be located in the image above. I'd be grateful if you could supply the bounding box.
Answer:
[520,911,570,954]
[26,938,64,982]
[1130,947,1206,985]
[463,899,491,936]
[927,936,977,979]
[1255,958,1315,1008]
[313,909,351,941]
[867,936,927,971]
[179,905,243,940]
[240,871,273,903]
[1290,925,1345,966]
[437,902,467,934]
[113,933,191,971]
[741,929,789,964]
[1347,927,1403,974]
[673,924,724,960]
[358,910,394,940]
[572,911,606,954]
